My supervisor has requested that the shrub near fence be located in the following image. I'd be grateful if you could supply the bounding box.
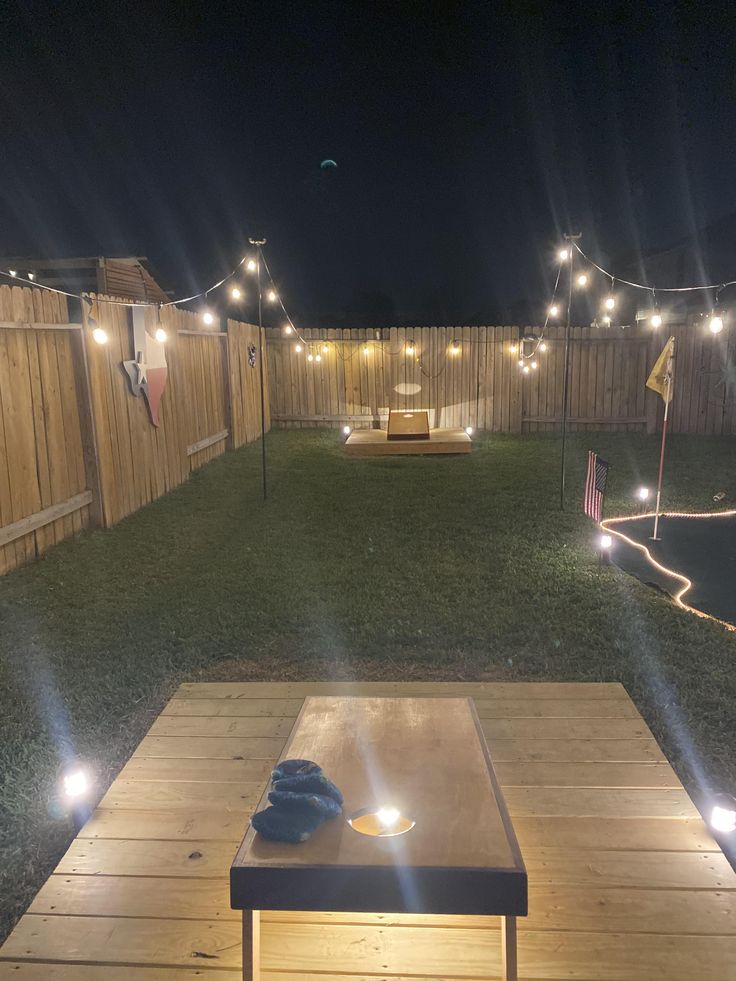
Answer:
[266,323,736,436]
[0,287,269,575]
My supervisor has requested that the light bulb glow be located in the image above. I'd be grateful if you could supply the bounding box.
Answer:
[315,353,322,362]
[651,313,662,328]
[599,534,613,550]
[295,343,303,353]
[549,304,559,317]
[322,343,329,353]
[154,327,167,343]
[307,353,314,362]
[465,426,473,436]
[605,296,615,310]
[202,311,215,325]
[558,248,570,262]
[517,358,524,367]
[522,364,530,374]
[531,360,538,369]
[8,269,17,277]
[577,273,588,288]
[246,258,257,273]
[602,315,611,326]
[230,286,242,300]
[267,289,278,303]
[283,324,293,334]
[711,796,736,834]
[342,425,351,436]
[28,272,35,281]
[92,327,108,345]
[638,487,650,501]
[376,806,400,827]
[539,342,547,352]
[63,769,89,799]
[710,316,724,334]
[362,345,369,355]
[450,341,460,355]
[509,343,518,354]
[406,343,415,355]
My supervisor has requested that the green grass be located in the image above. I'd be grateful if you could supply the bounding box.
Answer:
[1,429,735,939]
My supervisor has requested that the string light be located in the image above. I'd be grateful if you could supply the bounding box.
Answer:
[539,342,547,352]
[576,273,588,288]
[522,364,530,374]
[517,358,524,367]
[406,341,416,355]
[315,353,322,363]
[295,343,303,353]
[267,289,278,303]
[283,324,293,334]
[651,313,663,328]
[27,272,35,281]
[307,352,314,362]
[230,286,242,300]
[322,343,329,353]
[558,248,570,262]
[154,327,167,343]
[548,304,559,317]
[92,327,108,345]
[202,311,215,326]
[509,343,518,354]
[246,258,257,273]
[362,344,370,355]
[450,340,461,355]
[710,315,724,334]
[8,269,17,277]
[604,295,616,310]
[531,360,538,369]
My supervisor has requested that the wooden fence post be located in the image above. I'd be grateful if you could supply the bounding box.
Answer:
[70,325,103,528]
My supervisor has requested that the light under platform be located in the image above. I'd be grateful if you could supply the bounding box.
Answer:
[345,427,472,457]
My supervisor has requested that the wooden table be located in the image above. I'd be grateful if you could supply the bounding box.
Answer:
[231,696,527,980]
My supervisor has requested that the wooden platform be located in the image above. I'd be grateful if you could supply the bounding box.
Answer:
[345,427,472,456]
[1,681,735,980]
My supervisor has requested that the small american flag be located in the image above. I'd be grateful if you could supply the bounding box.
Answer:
[583,450,609,522]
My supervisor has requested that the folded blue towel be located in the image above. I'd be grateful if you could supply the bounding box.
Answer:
[251,758,343,844]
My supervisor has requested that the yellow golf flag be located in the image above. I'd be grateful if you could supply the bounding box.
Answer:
[646,336,675,402]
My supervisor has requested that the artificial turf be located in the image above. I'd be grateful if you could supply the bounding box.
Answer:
[1,429,735,940]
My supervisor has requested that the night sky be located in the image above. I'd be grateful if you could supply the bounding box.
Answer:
[1,1,735,325]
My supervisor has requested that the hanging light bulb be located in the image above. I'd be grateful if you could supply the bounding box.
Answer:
[8,269,17,277]
[246,258,257,273]
[531,360,538,369]
[522,364,531,374]
[602,315,611,326]
[509,342,518,354]
[558,248,570,262]
[604,295,616,311]
[576,273,588,288]
[406,341,416,355]
[283,324,293,334]
[307,352,314,362]
[651,313,662,328]
[92,327,108,345]
[267,289,278,303]
[154,327,167,343]
[295,343,303,353]
[539,341,547,352]
[202,311,215,326]
[548,303,559,317]
[27,272,35,281]
[710,315,724,334]
[230,286,242,300]
[315,353,322,363]
[322,343,329,353]
[450,340,460,355]
[517,358,524,367]
[362,344,370,355]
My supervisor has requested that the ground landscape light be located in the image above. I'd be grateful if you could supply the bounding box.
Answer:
[638,487,650,501]
[465,426,473,435]
[63,769,89,799]
[710,794,736,834]
[342,425,351,435]
[599,534,613,550]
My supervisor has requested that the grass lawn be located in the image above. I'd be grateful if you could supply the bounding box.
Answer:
[1,428,735,940]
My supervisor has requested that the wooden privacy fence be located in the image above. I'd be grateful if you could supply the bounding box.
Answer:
[266,324,736,436]
[0,287,268,575]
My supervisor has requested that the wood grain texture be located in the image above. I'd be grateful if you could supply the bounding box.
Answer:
[2,681,735,981]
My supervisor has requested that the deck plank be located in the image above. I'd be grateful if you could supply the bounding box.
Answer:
[2,680,735,981]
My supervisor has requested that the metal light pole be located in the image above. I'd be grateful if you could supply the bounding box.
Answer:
[560,233,581,510]
[249,237,268,502]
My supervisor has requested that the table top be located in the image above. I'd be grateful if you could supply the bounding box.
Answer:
[231,696,527,915]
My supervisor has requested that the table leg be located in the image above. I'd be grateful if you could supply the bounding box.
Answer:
[502,915,517,981]
[242,909,260,981]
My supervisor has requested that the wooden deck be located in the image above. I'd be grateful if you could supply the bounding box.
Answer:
[345,428,472,456]
[1,681,734,979]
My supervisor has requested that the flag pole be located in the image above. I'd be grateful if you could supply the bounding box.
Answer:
[650,344,673,541]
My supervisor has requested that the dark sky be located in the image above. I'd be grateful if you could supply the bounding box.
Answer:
[1,0,735,325]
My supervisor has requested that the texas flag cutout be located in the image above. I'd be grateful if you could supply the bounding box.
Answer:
[122,307,168,427]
